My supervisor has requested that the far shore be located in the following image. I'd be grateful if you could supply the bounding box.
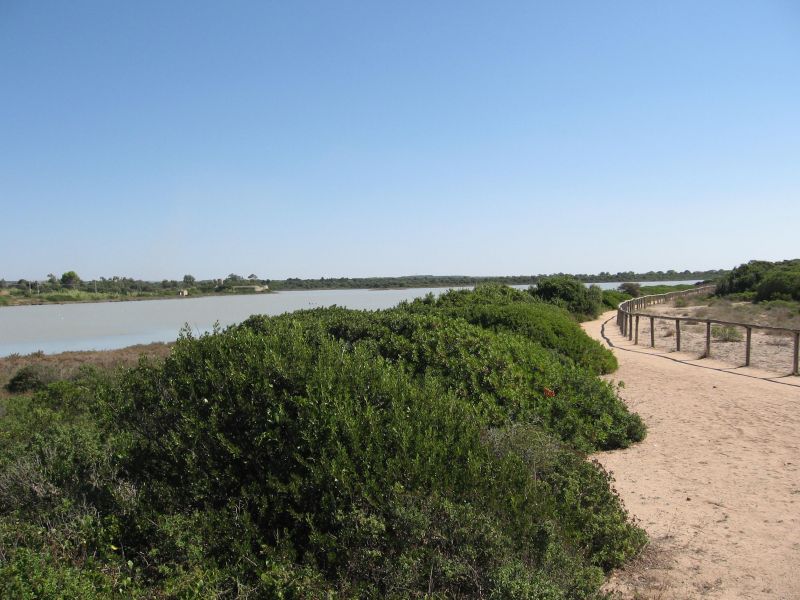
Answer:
[0,289,274,308]
[0,278,706,308]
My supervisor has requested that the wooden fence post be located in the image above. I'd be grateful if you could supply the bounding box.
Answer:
[705,321,711,357]
[650,316,655,347]
[635,315,639,344]
[745,327,752,367]
[793,332,799,376]
[675,319,681,351]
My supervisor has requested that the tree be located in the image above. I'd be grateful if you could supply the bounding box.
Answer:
[618,282,641,297]
[61,271,81,287]
[248,274,258,281]
[47,273,58,285]
[183,274,196,286]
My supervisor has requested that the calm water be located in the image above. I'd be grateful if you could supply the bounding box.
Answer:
[0,281,700,356]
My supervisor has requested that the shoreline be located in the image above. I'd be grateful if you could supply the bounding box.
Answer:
[0,290,275,308]
[0,278,704,308]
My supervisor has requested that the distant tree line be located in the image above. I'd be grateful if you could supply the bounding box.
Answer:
[572,268,726,283]
[715,259,800,302]
[0,272,268,297]
[0,268,728,296]
[266,269,726,291]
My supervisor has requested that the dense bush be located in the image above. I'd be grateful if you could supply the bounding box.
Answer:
[402,285,618,374]
[0,286,646,598]
[530,276,604,320]
[755,270,800,302]
[617,283,641,297]
[601,290,631,310]
[716,259,800,301]
[5,364,58,393]
[240,308,642,451]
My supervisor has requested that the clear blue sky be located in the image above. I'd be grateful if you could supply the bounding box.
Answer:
[2,1,798,280]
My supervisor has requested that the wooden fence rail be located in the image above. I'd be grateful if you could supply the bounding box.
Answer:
[616,285,800,376]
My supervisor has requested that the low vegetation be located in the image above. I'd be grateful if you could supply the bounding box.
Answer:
[667,297,800,331]
[711,325,743,343]
[637,283,698,295]
[600,283,701,312]
[0,286,646,598]
[0,343,172,401]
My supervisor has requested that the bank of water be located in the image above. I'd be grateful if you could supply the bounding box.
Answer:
[0,281,700,356]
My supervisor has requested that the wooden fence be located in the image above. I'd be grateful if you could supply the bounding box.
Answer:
[616,285,800,376]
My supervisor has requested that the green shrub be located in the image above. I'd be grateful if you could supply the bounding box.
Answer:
[617,282,641,297]
[241,308,641,451]
[725,291,757,302]
[5,365,58,393]
[602,290,631,310]
[0,285,647,598]
[459,303,617,374]
[402,285,618,374]
[0,547,124,600]
[531,276,604,320]
[637,284,695,295]
[755,270,800,302]
[716,259,800,299]
[95,328,643,595]
[44,293,82,302]
[712,325,743,342]
[484,425,646,570]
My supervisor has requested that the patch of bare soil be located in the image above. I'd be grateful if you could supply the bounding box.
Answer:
[634,301,798,377]
[584,313,800,600]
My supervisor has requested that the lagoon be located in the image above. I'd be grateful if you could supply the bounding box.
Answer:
[0,281,700,356]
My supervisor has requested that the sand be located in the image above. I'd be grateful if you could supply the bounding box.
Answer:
[584,312,800,600]
[639,301,799,377]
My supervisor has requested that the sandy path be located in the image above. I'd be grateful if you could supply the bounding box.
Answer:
[584,312,800,600]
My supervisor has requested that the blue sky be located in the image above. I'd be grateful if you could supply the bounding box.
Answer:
[2,1,798,280]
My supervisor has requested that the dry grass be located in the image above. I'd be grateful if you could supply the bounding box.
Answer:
[0,343,172,400]
[688,298,800,330]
